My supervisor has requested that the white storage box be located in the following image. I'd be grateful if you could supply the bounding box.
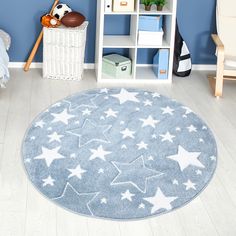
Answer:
[113,0,135,12]
[138,29,164,46]
[43,22,88,81]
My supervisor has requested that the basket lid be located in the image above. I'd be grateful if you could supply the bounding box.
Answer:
[103,54,131,66]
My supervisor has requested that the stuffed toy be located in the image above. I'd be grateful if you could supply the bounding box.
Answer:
[40,14,61,28]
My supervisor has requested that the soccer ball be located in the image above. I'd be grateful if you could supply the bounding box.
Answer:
[53,4,72,20]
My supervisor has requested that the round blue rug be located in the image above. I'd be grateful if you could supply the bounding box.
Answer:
[22,88,217,220]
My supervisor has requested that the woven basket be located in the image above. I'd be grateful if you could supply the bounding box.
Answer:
[43,22,88,81]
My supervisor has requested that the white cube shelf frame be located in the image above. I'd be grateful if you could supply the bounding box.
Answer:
[95,0,177,84]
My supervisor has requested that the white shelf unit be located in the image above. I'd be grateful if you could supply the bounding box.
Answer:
[95,0,177,84]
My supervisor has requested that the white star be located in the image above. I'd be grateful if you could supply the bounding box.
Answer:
[182,106,193,115]
[35,120,45,128]
[120,121,125,125]
[70,153,76,158]
[100,88,108,93]
[100,198,107,204]
[104,108,118,118]
[89,145,111,161]
[74,120,80,125]
[148,156,154,161]
[111,88,140,104]
[159,131,175,143]
[137,141,148,150]
[144,188,177,213]
[143,99,153,106]
[42,175,55,187]
[47,127,52,131]
[140,115,159,128]
[68,164,87,179]
[30,136,36,140]
[120,128,135,139]
[172,179,179,185]
[104,96,109,100]
[202,126,207,130]
[121,144,127,149]
[82,108,92,116]
[176,127,181,131]
[51,109,74,125]
[25,158,31,163]
[196,169,202,175]
[100,116,105,120]
[161,106,174,115]
[199,138,204,143]
[48,132,63,143]
[34,146,65,167]
[187,125,197,132]
[182,115,187,118]
[138,203,145,209]
[166,145,205,172]
[152,92,160,98]
[121,189,135,202]
[183,179,196,190]
[152,134,157,139]
[135,107,140,111]
[210,156,216,161]
[98,168,104,174]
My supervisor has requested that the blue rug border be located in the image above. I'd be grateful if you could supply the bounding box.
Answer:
[21,87,218,221]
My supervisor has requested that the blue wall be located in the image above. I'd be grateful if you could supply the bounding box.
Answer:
[0,0,216,64]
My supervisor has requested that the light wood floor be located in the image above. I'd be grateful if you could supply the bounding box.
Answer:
[0,69,236,236]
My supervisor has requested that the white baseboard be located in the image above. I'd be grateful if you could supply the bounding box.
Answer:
[9,62,95,70]
[9,62,216,71]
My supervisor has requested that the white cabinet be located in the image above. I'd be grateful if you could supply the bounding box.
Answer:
[95,0,177,84]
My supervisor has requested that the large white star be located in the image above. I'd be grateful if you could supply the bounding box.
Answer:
[89,145,111,161]
[68,164,87,179]
[34,146,65,167]
[104,108,118,118]
[166,146,205,171]
[161,106,175,115]
[120,128,135,139]
[140,115,159,128]
[144,188,177,213]
[48,132,63,143]
[42,175,55,187]
[51,109,74,125]
[159,131,175,143]
[121,189,135,202]
[111,89,140,104]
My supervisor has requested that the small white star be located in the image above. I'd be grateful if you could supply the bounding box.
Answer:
[35,120,45,128]
[183,179,196,190]
[47,127,52,131]
[196,169,202,175]
[135,107,140,111]
[143,99,153,106]
[104,108,118,118]
[30,136,36,140]
[159,131,175,143]
[210,156,216,161]
[140,115,159,128]
[100,116,105,120]
[120,128,135,139]
[104,96,109,100]
[182,106,193,115]
[199,138,204,143]
[100,198,107,204]
[161,106,174,115]
[138,203,145,209]
[89,145,111,161]
[148,156,154,161]
[25,158,31,163]
[42,175,55,187]
[121,144,127,149]
[172,179,179,185]
[48,132,63,143]
[120,121,125,125]
[98,168,104,174]
[152,134,157,139]
[182,115,187,118]
[152,92,160,98]
[176,127,181,131]
[82,108,92,116]
[137,141,148,150]
[70,153,76,158]
[75,120,80,125]
[121,189,135,202]
[187,125,197,132]
[68,164,87,179]
[100,88,108,93]
[202,126,208,130]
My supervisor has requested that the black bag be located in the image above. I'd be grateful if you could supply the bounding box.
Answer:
[173,21,192,77]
